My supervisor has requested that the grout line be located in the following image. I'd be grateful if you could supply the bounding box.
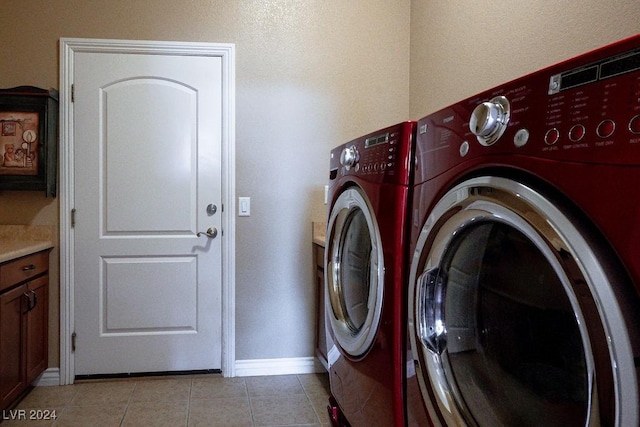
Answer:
[185,378,192,427]
[51,385,81,426]
[118,380,138,426]
[244,377,257,427]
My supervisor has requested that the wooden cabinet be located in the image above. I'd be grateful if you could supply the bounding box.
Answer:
[314,242,330,370]
[0,284,26,410]
[0,249,49,411]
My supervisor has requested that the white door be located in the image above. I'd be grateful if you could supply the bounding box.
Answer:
[72,49,223,375]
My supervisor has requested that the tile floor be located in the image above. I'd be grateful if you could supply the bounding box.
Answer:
[2,373,331,426]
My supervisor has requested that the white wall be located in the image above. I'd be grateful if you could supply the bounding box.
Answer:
[233,2,411,360]
[4,0,639,372]
[410,0,640,119]
[0,0,411,367]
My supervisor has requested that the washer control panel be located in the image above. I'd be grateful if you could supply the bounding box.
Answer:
[416,35,640,184]
[329,121,416,186]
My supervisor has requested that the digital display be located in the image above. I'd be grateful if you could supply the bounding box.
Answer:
[365,133,389,148]
[560,66,598,91]
[554,48,640,93]
[601,51,640,79]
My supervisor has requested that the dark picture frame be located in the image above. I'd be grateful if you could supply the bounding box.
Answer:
[0,86,58,197]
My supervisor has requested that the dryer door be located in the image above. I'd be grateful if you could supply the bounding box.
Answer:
[326,186,384,358]
[408,176,638,427]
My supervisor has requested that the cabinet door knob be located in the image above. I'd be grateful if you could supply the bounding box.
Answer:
[30,290,38,310]
[22,290,38,312]
[23,292,33,312]
[22,264,36,272]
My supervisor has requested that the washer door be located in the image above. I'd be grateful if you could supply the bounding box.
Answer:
[326,186,384,358]
[409,176,638,427]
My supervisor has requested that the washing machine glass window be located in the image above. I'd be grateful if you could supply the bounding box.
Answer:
[326,187,384,358]
[409,176,638,427]
[419,221,589,426]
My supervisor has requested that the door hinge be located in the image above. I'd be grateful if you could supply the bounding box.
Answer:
[71,208,76,228]
[71,332,77,352]
[71,84,75,102]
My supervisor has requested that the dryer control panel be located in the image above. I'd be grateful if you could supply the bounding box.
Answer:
[415,34,640,185]
[329,121,416,186]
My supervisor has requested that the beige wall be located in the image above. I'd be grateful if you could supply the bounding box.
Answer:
[0,1,411,367]
[3,0,640,374]
[410,0,640,119]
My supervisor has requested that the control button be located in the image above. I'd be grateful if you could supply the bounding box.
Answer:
[459,141,470,157]
[544,128,560,145]
[630,115,640,134]
[514,129,530,147]
[569,124,586,142]
[381,162,387,171]
[469,95,511,146]
[597,119,615,138]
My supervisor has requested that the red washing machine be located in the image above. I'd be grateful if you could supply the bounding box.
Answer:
[325,122,422,427]
[407,35,640,426]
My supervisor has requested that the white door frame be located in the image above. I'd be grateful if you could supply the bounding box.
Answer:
[58,38,236,384]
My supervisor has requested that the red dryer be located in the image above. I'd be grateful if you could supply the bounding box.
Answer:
[325,122,423,426]
[406,35,640,426]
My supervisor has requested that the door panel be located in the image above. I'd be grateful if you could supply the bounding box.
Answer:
[103,256,197,332]
[73,51,222,375]
[104,78,197,233]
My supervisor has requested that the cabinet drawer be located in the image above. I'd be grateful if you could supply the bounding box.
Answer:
[0,251,49,292]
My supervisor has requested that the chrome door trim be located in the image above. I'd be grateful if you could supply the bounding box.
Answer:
[325,186,384,358]
[408,176,638,427]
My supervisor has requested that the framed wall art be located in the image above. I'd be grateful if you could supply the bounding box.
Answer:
[0,86,58,197]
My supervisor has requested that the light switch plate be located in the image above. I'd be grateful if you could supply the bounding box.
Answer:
[239,197,250,216]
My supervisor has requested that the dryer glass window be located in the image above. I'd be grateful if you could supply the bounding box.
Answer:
[429,221,588,426]
[326,186,384,357]
[338,209,371,332]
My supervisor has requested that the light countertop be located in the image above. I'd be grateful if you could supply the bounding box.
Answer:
[0,225,55,263]
[312,222,326,247]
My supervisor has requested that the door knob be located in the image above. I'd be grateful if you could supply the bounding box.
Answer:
[197,227,218,239]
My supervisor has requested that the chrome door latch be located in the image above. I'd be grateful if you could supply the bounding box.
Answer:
[197,227,218,239]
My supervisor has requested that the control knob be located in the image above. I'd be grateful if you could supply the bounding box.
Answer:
[469,96,511,146]
[340,145,358,170]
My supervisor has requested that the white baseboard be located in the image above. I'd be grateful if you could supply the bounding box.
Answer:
[234,357,326,377]
[31,360,326,383]
[33,368,61,387]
